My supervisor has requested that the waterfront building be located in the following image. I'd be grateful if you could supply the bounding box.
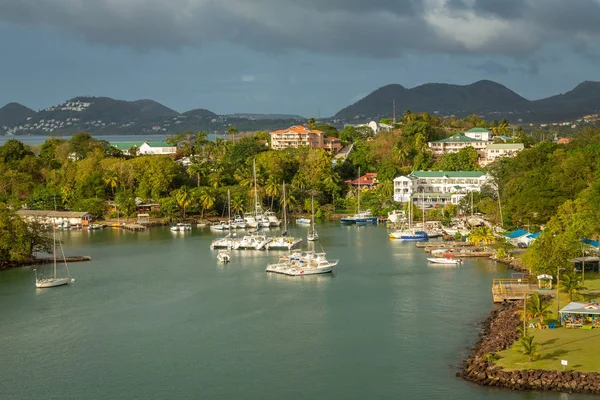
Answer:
[503,229,540,247]
[481,143,524,165]
[393,171,490,205]
[16,210,92,227]
[269,126,342,153]
[427,133,487,158]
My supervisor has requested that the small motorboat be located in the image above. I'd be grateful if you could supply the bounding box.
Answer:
[427,257,463,265]
[296,217,311,225]
[217,250,231,263]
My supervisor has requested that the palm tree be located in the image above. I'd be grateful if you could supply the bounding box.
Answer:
[264,178,281,209]
[560,270,587,302]
[526,293,552,323]
[228,125,239,143]
[198,188,216,218]
[187,159,208,187]
[103,173,118,197]
[231,195,245,216]
[403,109,414,123]
[468,226,495,246]
[175,186,193,218]
[519,334,538,362]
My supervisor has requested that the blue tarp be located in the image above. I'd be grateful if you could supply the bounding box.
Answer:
[582,238,599,248]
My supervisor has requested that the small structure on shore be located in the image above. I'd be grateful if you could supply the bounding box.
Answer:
[16,210,92,227]
[559,301,600,328]
[537,274,553,290]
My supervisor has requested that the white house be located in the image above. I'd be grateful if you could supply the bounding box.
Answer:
[393,171,490,205]
[464,127,491,142]
[504,229,540,247]
[16,210,92,227]
[481,143,524,165]
[138,141,177,155]
[428,133,488,158]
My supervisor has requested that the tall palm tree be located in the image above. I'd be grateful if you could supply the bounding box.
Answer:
[560,270,587,302]
[187,159,208,187]
[198,188,216,218]
[519,334,538,362]
[228,125,239,143]
[231,195,245,216]
[175,186,193,218]
[526,293,552,323]
[103,173,118,197]
[264,178,281,209]
[468,226,495,246]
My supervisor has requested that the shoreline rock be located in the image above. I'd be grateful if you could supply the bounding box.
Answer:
[460,302,600,394]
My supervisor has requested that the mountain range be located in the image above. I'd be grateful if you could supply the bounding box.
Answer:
[1,80,599,136]
[334,80,600,122]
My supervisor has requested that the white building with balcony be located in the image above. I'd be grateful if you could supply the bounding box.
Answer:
[481,143,524,165]
[393,171,491,205]
[464,127,491,141]
[428,133,487,158]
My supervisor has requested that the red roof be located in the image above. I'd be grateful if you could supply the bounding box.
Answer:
[270,125,323,135]
[346,172,378,186]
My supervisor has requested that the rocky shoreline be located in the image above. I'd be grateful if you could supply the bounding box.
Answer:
[460,302,600,394]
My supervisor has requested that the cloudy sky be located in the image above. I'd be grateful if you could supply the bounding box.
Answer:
[0,0,599,117]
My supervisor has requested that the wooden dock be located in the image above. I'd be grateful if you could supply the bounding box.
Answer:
[122,223,147,231]
[491,278,556,303]
[416,241,473,248]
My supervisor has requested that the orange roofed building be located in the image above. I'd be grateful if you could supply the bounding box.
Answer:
[270,126,342,153]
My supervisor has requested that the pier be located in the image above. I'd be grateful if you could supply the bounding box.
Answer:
[32,255,92,264]
[122,223,147,231]
[491,278,555,303]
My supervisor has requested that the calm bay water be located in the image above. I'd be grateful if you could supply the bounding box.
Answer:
[0,223,577,400]
[0,133,228,146]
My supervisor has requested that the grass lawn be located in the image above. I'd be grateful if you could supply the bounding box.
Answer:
[583,272,600,291]
[496,327,600,372]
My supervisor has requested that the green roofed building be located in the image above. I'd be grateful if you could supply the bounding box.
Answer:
[428,133,487,158]
[464,127,491,141]
[393,170,490,205]
[110,142,145,154]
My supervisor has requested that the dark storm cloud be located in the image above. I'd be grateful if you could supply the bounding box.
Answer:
[0,0,598,59]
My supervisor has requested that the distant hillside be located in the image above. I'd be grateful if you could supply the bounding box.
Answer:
[227,113,306,120]
[0,96,304,136]
[182,108,219,119]
[334,80,600,122]
[0,102,36,126]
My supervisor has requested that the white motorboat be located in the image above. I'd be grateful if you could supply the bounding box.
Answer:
[170,223,192,232]
[265,211,281,227]
[35,225,75,288]
[266,251,338,276]
[244,215,258,228]
[265,182,302,250]
[233,234,272,250]
[307,196,318,241]
[427,257,463,265]
[210,221,231,231]
[210,233,237,249]
[296,217,311,225]
[217,250,231,263]
[233,216,247,229]
[389,201,428,241]
[387,210,405,224]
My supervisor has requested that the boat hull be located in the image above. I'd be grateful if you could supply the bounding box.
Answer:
[340,218,356,225]
[265,237,303,250]
[36,277,72,288]
[427,257,462,265]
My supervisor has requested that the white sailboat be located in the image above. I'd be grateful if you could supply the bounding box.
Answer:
[389,199,429,241]
[340,166,377,224]
[307,195,318,241]
[266,182,302,250]
[34,227,74,288]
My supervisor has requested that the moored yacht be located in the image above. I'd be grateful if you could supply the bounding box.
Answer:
[210,233,237,249]
[233,234,272,250]
[265,251,338,276]
[265,211,281,227]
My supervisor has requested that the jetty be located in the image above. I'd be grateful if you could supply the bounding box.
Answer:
[32,255,92,265]
[122,223,146,231]
[491,278,555,303]
[416,241,473,248]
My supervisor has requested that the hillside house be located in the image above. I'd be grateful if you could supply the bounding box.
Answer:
[393,171,490,205]
[464,127,491,141]
[270,126,342,153]
[504,229,540,247]
[427,133,487,158]
[481,143,524,165]
[346,173,378,189]
[139,141,177,155]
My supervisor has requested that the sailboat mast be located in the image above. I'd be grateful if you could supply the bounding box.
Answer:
[253,159,259,216]
[357,166,361,213]
[422,192,425,228]
[282,182,287,232]
[53,223,57,279]
[228,189,231,226]
[311,196,315,232]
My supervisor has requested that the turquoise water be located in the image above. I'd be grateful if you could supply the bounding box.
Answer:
[0,223,576,399]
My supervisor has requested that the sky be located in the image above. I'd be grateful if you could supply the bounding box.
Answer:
[0,0,599,117]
